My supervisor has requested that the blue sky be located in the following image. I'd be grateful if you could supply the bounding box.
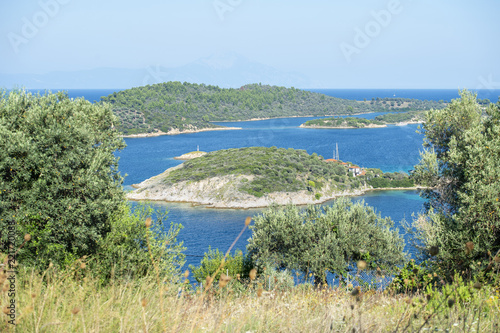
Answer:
[0,0,499,88]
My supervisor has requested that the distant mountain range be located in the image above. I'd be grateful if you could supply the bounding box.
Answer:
[0,53,315,89]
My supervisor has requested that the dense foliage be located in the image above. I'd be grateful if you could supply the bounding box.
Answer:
[101,82,446,135]
[247,199,406,284]
[0,90,126,266]
[301,117,385,128]
[0,90,185,279]
[374,110,425,123]
[188,247,250,284]
[93,204,185,283]
[411,90,500,279]
[163,147,361,197]
[365,169,415,188]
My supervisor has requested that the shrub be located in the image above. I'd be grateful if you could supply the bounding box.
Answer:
[189,247,252,284]
[91,204,185,284]
[0,90,125,268]
[247,198,406,284]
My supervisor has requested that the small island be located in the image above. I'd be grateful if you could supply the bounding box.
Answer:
[300,111,426,129]
[300,117,386,129]
[127,147,415,208]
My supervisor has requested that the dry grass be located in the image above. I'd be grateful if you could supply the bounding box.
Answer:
[2,226,500,332]
[1,265,499,332]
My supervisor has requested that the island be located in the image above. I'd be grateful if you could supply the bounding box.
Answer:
[127,147,415,208]
[300,117,386,129]
[299,111,426,129]
[100,82,445,136]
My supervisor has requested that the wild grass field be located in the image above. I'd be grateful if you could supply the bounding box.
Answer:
[2,247,500,332]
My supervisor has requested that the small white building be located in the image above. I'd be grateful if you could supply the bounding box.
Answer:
[348,165,362,177]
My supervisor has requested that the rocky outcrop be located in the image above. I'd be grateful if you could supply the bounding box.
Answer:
[174,151,207,160]
[127,165,370,208]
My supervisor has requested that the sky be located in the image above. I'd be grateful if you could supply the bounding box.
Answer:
[0,0,499,89]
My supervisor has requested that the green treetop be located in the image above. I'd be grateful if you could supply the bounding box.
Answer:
[411,90,500,279]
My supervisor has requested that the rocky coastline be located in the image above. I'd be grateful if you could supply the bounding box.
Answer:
[121,126,242,138]
[125,163,422,209]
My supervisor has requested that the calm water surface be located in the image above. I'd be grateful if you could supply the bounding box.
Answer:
[119,117,426,267]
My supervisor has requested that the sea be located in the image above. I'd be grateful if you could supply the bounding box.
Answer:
[24,88,500,273]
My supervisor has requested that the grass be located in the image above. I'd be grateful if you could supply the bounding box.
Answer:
[3,268,499,332]
[2,219,500,332]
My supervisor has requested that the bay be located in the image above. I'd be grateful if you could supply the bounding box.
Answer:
[25,88,466,268]
[119,117,426,268]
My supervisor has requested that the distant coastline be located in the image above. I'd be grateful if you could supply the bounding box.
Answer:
[299,121,424,129]
[121,126,242,138]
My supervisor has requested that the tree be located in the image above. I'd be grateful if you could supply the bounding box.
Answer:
[0,90,126,267]
[411,90,500,278]
[246,198,405,284]
[188,247,250,284]
[94,203,185,283]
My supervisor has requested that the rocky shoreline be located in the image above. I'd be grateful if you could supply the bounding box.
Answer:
[299,123,387,129]
[121,126,242,138]
[126,165,421,209]
[173,151,207,160]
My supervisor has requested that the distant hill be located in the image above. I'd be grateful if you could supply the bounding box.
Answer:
[101,82,447,135]
[300,110,426,128]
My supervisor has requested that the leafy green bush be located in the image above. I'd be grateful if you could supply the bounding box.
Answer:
[189,247,252,284]
[0,90,125,268]
[389,260,439,294]
[247,198,406,284]
[91,204,185,284]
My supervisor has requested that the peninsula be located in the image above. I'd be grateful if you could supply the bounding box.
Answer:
[101,82,444,135]
[126,147,415,208]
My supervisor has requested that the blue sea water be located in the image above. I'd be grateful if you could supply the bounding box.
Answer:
[24,88,482,269]
[307,88,500,103]
[119,116,426,268]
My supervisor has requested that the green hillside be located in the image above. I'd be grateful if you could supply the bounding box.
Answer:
[301,110,427,128]
[301,117,385,128]
[100,82,446,135]
[162,147,413,197]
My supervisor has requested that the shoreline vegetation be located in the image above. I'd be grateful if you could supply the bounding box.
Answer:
[299,110,426,129]
[126,147,418,209]
[102,82,445,135]
[174,151,207,160]
[121,125,242,138]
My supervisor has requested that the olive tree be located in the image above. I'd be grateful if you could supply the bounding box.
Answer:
[246,198,406,284]
[0,90,126,266]
[411,90,500,277]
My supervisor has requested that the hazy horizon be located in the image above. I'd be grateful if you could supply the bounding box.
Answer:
[1,0,499,89]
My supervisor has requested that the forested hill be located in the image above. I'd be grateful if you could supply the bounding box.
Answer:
[101,82,446,135]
